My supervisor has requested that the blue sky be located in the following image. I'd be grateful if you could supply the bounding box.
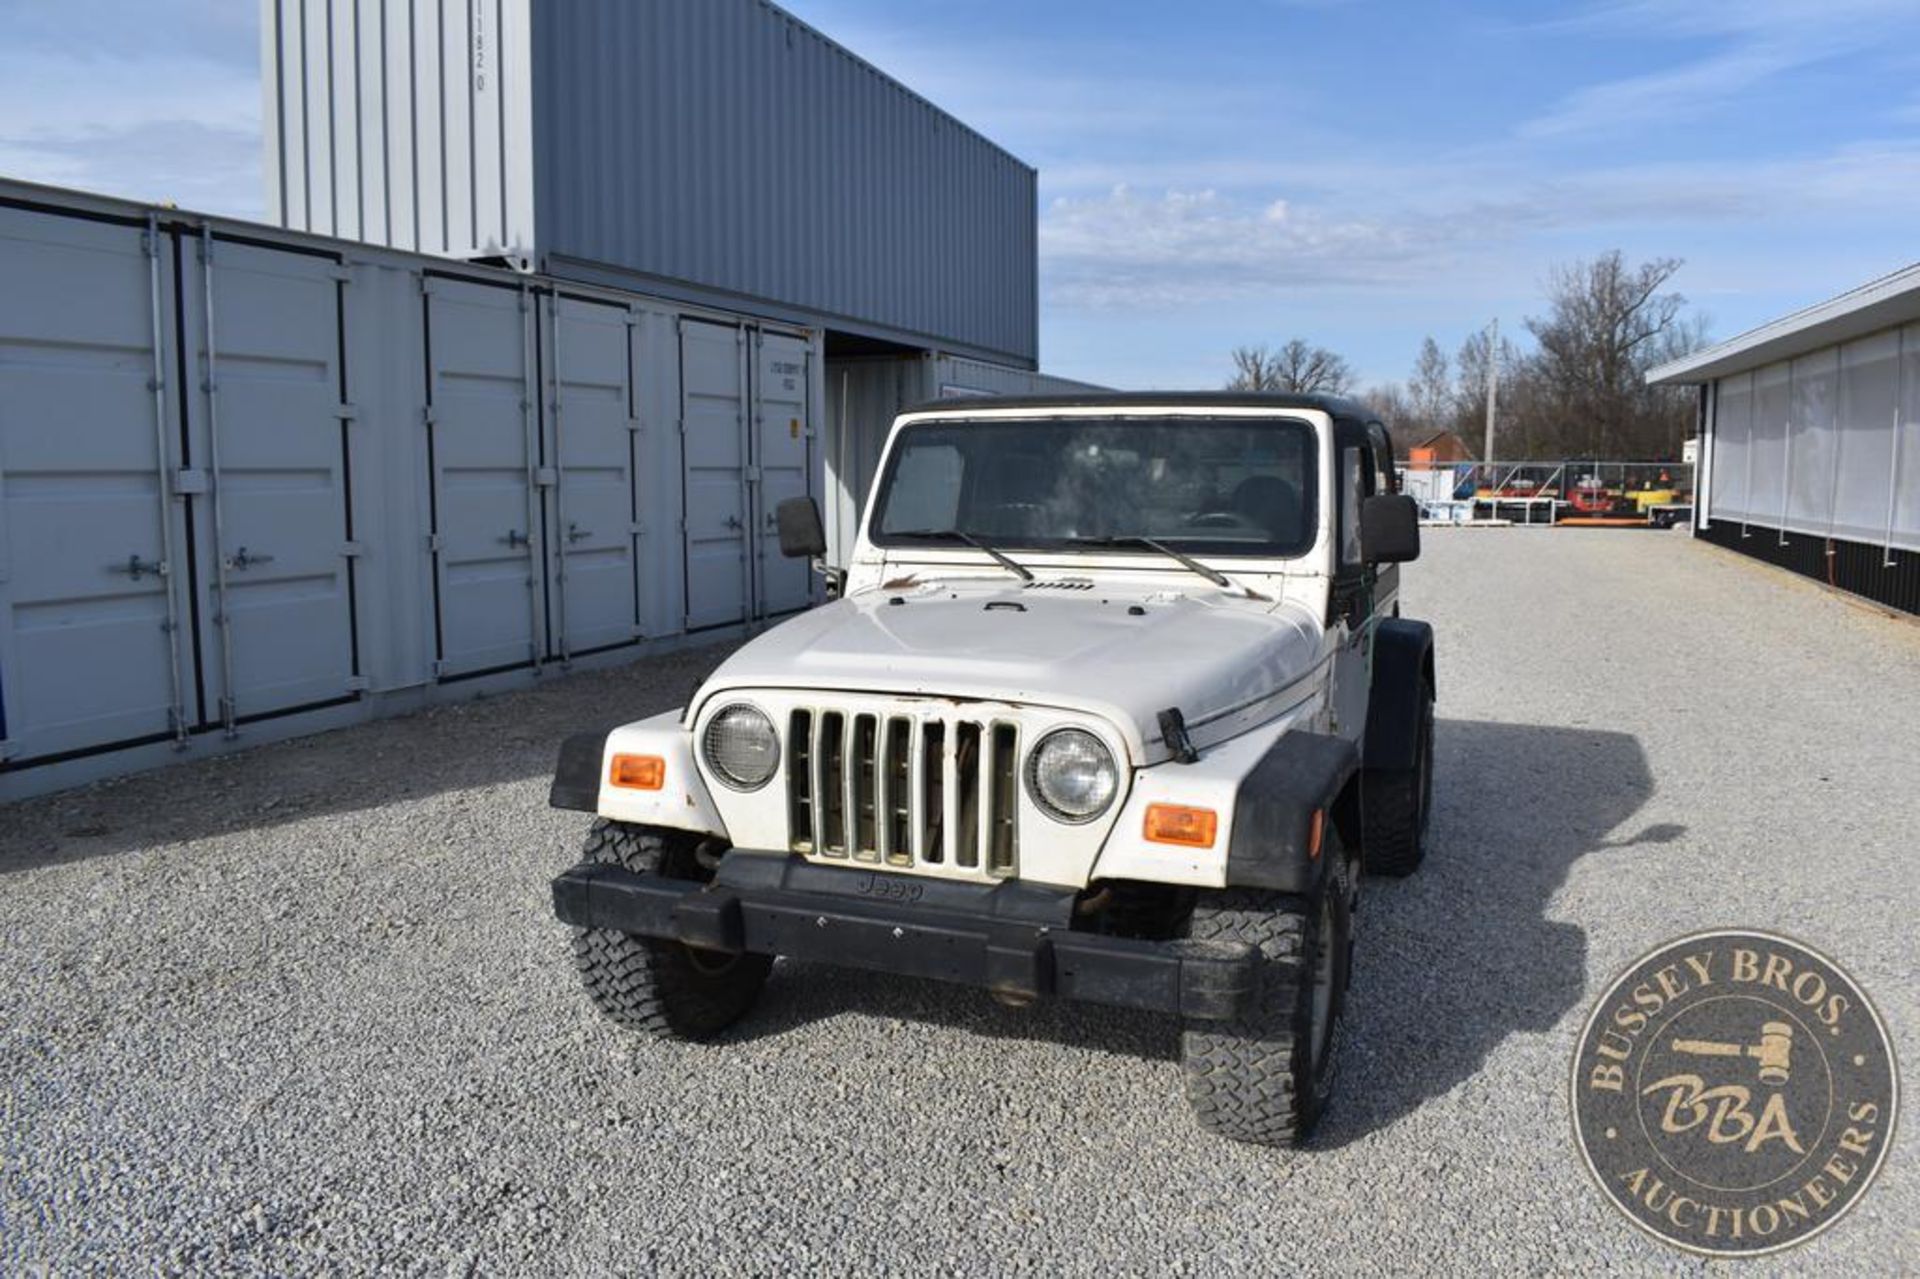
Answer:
[3,1,1916,389]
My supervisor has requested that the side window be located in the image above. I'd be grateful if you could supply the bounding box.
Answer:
[1366,423,1395,494]
[1340,448,1365,566]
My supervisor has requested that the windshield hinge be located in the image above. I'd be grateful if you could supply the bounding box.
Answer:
[1158,708,1200,764]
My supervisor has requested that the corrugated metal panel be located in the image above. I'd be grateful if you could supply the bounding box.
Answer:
[933,355,1102,399]
[263,0,537,266]
[535,0,1037,365]
[820,355,1105,561]
[1698,520,1920,616]
[262,0,1038,366]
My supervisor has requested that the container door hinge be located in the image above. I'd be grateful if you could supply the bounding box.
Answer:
[422,405,438,425]
[534,467,558,487]
[744,465,762,482]
[341,541,367,559]
[329,265,353,283]
[630,521,648,537]
[172,468,210,496]
[334,403,359,421]
[345,675,371,693]
[431,659,447,679]
[626,417,643,434]
[427,533,445,552]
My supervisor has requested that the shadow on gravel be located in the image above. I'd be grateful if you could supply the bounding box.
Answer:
[720,717,1668,1134]
[0,642,739,876]
[734,961,1181,1062]
[1316,716,1668,1149]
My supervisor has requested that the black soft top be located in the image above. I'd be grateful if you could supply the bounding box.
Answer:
[901,390,1381,422]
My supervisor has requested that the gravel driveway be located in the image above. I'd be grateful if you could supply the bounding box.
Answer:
[4,530,1916,1275]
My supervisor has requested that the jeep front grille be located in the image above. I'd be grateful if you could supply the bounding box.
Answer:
[787,707,1020,877]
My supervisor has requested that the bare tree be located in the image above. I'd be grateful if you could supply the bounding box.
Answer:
[1451,328,1521,456]
[1407,337,1450,437]
[1525,251,1701,457]
[1359,381,1414,450]
[1227,339,1355,394]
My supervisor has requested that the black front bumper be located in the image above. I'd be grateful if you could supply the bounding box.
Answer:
[551,852,1255,1021]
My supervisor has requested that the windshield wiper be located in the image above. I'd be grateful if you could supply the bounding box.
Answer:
[889,529,1034,581]
[1063,535,1234,589]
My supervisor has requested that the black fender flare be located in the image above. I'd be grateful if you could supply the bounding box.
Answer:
[550,730,609,812]
[1224,731,1362,893]
[1363,618,1435,773]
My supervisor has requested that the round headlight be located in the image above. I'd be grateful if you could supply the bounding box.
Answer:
[1025,728,1119,823]
[702,703,780,790]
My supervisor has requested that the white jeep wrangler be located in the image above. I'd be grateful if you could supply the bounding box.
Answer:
[549,393,1434,1146]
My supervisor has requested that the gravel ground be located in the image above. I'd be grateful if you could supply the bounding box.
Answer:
[3,529,1916,1276]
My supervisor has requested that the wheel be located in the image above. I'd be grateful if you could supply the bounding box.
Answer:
[1363,676,1434,877]
[568,820,771,1040]
[1180,841,1355,1147]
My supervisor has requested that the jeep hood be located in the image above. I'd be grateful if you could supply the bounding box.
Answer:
[697,579,1325,762]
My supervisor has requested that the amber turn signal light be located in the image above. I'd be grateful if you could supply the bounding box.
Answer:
[609,753,666,790]
[1144,803,1218,848]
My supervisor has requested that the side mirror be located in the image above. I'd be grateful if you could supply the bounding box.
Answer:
[775,496,827,559]
[1361,494,1421,564]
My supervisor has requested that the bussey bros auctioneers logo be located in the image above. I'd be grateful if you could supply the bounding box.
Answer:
[1571,930,1898,1257]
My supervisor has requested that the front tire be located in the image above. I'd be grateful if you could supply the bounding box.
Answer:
[568,820,771,1040]
[1180,842,1355,1147]
[1363,677,1434,877]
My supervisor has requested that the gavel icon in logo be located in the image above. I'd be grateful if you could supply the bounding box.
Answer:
[1671,1021,1795,1086]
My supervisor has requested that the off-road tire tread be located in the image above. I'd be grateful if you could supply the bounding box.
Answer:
[1181,890,1324,1147]
[568,820,770,1040]
[1365,681,1433,878]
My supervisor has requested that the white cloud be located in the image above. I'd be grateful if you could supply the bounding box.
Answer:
[1521,0,1918,139]
[0,47,262,215]
[1040,186,1440,308]
[1037,143,1920,311]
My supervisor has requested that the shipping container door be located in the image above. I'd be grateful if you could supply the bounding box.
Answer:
[680,320,749,630]
[424,277,543,677]
[544,293,640,658]
[182,235,357,723]
[0,208,193,761]
[753,332,814,617]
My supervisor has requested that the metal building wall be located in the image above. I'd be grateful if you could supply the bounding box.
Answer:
[261,0,1039,368]
[820,355,1104,561]
[1702,322,1920,551]
[532,0,1037,368]
[0,178,822,801]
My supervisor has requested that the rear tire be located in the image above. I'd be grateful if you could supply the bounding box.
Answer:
[1364,677,1433,877]
[569,820,771,1040]
[1180,841,1355,1147]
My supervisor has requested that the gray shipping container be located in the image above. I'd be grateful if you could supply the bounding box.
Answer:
[0,176,822,801]
[820,355,1105,561]
[263,0,1040,369]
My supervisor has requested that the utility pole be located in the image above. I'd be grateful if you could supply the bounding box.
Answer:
[1482,317,1499,464]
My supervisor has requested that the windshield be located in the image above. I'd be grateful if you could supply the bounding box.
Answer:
[869,416,1318,557]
